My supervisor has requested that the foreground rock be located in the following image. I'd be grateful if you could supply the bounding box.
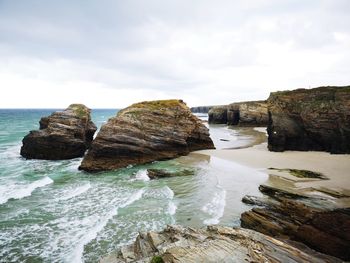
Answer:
[101,225,339,263]
[79,100,214,172]
[208,101,268,126]
[20,104,97,160]
[147,168,194,179]
[267,86,350,153]
[241,184,350,261]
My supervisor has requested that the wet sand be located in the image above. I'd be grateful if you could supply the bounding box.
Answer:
[196,128,350,198]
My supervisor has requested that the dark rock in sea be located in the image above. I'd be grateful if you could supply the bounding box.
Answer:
[241,185,350,261]
[208,106,228,124]
[20,104,97,160]
[190,105,217,113]
[227,100,268,126]
[79,100,214,172]
[100,225,340,263]
[147,168,194,179]
[267,86,350,153]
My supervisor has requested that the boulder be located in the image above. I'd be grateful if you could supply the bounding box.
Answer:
[267,86,350,153]
[227,100,268,126]
[100,225,340,263]
[147,168,194,179]
[79,100,214,172]
[20,104,97,160]
[208,106,228,124]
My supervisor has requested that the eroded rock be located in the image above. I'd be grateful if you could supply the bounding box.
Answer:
[20,104,97,160]
[79,100,214,172]
[267,86,350,153]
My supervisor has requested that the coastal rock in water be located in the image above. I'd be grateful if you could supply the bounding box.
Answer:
[267,86,350,153]
[79,100,214,172]
[100,225,340,263]
[241,185,350,261]
[20,104,97,160]
[190,105,217,113]
[208,106,228,124]
[147,168,194,179]
[227,100,268,126]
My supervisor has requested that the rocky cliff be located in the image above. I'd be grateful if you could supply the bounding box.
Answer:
[190,106,216,113]
[208,101,268,126]
[101,225,339,263]
[20,104,97,160]
[79,100,214,172]
[267,86,350,153]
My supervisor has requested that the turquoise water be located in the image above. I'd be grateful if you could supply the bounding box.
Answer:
[0,109,268,262]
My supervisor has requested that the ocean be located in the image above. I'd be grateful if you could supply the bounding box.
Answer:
[0,109,268,262]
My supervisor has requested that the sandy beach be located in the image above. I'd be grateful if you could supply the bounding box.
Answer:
[197,128,350,200]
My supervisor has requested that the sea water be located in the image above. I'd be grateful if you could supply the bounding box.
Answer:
[0,109,268,262]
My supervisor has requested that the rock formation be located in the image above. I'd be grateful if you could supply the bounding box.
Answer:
[147,168,194,179]
[190,106,216,113]
[241,184,350,261]
[79,100,214,172]
[100,225,340,263]
[267,86,350,153]
[208,101,268,126]
[227,100,268,126]
[208,106,228,124]
[20,104,97,160]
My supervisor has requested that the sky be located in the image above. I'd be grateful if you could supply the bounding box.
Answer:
[0,0,349,108]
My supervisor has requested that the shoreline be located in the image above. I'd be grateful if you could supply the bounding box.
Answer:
[195,128,350,201]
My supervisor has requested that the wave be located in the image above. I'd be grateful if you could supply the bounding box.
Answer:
[57,183,91,201]
[0,177,53,205]
[202,187,226,225]
[167,201,177,215]
[69,188,145,263]
[132,169,150,181]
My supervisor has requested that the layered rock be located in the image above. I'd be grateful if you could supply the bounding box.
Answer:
[227,100,268,126]
[208,106,227,124]
[79,100,214,172]
[190,106,216,113]
[208,101,268,126]
[267,86,350,153]
[101,225,339,263]
[241,184,350,261]
[147,168,194,179]
[20,104,97,160]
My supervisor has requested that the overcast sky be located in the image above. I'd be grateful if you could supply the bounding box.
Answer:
[0,0,349,108]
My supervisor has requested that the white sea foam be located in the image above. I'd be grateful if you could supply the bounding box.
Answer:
[58,183,91,201]
[202,188,226,225]
[167,201,177,215]
[132,169,150,181]
[164,186,174,199]
[69,188,145,263]
[0,177,53,205]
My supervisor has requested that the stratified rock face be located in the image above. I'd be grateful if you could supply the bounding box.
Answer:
[100,225,340,263]
[79,100,214,172]
[190,106,215,113]
[208,106,228,124]
[228,100,268,126]
[20,104,97,160]
[241,184,350,261]
[267,86,350,153]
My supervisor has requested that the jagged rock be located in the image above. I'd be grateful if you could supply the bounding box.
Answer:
[20,104,97,160]
[267,86,350,153]
[79,100,214,172]
[100,225,340,263]
[147,168,194,180]
[190,106,217,113]
[227,100,268,126]
[208,106,227,124]
[241,186,350,261]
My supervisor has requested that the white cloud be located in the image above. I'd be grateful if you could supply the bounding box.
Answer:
[0,0,349,108]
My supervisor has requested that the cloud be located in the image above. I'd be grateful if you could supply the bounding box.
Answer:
[0,0,349,108]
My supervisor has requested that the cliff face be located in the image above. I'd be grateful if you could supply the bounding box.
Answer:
[20,104,97,160]
[190,106,215,113]
[79,100,214,172]
[208,101,268,126]
[267,86,350,153]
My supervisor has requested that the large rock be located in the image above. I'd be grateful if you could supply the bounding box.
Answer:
[20,104,97,160]
[227,100,268,126]
[190,106,216,113]
[267,86,350,153]
[208,106,228,124]
[100,225,340,263]
[241,184,350,261]
[79,100,214,172]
